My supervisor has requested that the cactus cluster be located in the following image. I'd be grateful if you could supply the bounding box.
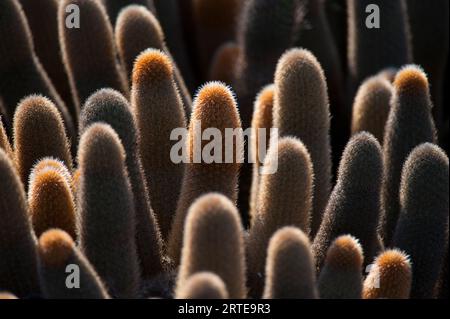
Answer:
[0,0,448,300]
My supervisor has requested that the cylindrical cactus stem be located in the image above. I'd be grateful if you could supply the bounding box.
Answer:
[263,227,318,299]
[101,0,155,24]
[393,143,449,298]
[0,0,75,139]
[80,88,164,279]
[208,42,240,85]
[235,0,302,129]
[247,137,313,297]
[58,0,128,110]
[313,132,383,270]
[351,75,393,144]
[176,193,246,299]
[318,235,364,299]
[347,0,412,91]
[235,0,301,225]
[37,229,110,299]
[363,249,412,299]
[273,48,332,236]
[175,272,229,299]
[294,0,347,162]
[0,118,13,159]
[407,0,449,134]
[13,95,73,189]
[77,123,140,298]
[19,0,76,120]
[381,66,437,244]
[249,84,274,224]
[0,149,40,298]
[115,5,191,115]
[167,82,243,265]
[131,49,187,243]
[28,160,77,239]
[192,0,241,77]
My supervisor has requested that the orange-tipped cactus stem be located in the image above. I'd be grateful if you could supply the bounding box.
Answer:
[363,249,412,299]
[167,82,243,265]
[249,84,274,224]
[37,229,110,299]
[131,49,187,243]
[318,235,364,299]
[381,65,437,245]
[115,5,191,114]
[28,160,77,239]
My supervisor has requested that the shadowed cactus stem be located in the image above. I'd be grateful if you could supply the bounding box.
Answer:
[0,0,75,138]
[80,88,164,279]
[77,123,140,298]
[19,0,76,119]
[351,75,393,143]
[37,229,110,299]
[0,149,40,298]
[247,137,313,297]
[192,0,241,77]
[347,0,412,91]
[176,193,246,299]
[393,143,448,298]
[59,0,128,110]
[13,95,72,189]
[313,132,382,270]
[175,272,228,299]
[209,42,240,85]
